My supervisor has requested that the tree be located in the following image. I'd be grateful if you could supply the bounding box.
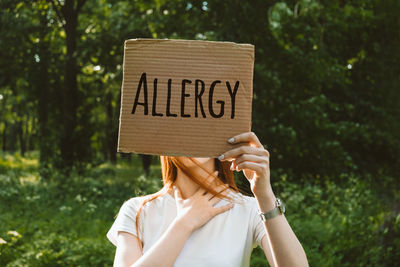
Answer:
[49,0,88,169]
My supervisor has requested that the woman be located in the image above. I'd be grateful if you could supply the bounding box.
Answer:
[107,132,308,267]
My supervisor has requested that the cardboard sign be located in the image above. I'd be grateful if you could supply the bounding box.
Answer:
[117,38,254,157]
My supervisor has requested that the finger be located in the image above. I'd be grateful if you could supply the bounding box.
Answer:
[210,193,226,206]
[236,161,267,174]
[173,186,183,202]
[226,132,263,148]
[203,191,213,198]
[201,181,229,201]
[207,185,231,204]
[213,183,231,196]
[218,146,266,161]
[210,195,221,205]
[233,153,269,167]
[211,203,234,217]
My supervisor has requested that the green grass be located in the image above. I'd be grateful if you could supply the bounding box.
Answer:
[0,152,399,266]
[0,153,162,266]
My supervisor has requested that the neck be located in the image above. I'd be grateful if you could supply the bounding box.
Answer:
[167,158,216,199]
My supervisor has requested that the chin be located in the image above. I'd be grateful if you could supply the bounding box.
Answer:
[178,157,213,168]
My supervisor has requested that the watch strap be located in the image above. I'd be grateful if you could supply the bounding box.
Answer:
[259,198,285,221]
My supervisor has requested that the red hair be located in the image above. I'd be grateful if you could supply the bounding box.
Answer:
[134,156,239,249]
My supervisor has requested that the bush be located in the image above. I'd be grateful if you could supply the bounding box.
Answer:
[1,153,399,266]
[270,173,399,266]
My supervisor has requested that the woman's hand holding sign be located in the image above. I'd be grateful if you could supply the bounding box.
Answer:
[218,132,275,206]
[218,132,272,197]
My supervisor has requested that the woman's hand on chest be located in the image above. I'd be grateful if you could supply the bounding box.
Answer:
[173,174,234,233]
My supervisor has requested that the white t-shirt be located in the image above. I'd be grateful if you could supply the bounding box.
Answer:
[106,190,267,267]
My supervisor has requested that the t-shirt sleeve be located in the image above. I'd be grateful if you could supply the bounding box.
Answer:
[106,198,142,247]
[251,198,267,248]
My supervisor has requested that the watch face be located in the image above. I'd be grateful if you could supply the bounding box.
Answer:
[276,198,285,214]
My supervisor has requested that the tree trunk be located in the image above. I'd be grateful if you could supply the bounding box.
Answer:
[140,154,153,176]
[9,87,18,153]
[1,95,7,151]
[17,119,25,156]
[24,115,30,152]
[60,0,79,168]
[106,91,117,163]
[2,121,7,151]
[36,9,52,175]
[8,123,17,152]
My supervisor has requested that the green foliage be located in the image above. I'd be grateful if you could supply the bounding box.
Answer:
[0,153,160,266]
[1,0,400,266]
[276,175,393,266]
[1,0,399,184]
[1,231,113,267]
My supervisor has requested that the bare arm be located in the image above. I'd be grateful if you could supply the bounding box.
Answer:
[113,222,190,267]
[219,131,309,267]
[257,192,308,267]
[130,217,193,267]
[113,175,233,267]
[113,231,142,266]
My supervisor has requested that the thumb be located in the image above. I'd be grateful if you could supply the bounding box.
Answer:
[173,185,183,202]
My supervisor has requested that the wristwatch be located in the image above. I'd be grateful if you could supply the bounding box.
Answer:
[259,198,285,221]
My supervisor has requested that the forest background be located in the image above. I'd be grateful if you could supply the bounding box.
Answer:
[1,0,399,266]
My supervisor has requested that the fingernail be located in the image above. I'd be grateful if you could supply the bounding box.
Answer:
[218,154,224,160]
[227,137,235,144]
[230,163,234,171]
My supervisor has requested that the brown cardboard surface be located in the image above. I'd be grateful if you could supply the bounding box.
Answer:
[117,38,254,157]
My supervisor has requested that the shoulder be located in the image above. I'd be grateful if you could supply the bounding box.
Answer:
[117,194,156,214]
[120,195,148,210]
[119,192,172,215]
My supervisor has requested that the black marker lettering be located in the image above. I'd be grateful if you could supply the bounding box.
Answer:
[209,80,225,118]
[131,72,148,115]
[152,78,163,117]
[181,79,191,118]
[226,81,239,119]
[166,79,177,117]
[195,79,206,118]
